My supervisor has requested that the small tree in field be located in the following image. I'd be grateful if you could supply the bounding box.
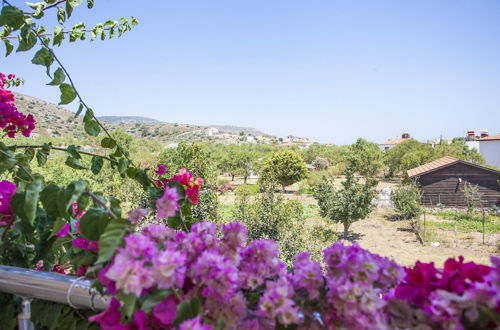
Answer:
[461,182,481,215]
[313,157,377,240]
[260,150,308,192]
[391,184,422,220]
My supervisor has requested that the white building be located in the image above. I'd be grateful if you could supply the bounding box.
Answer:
[285,135,309,143]
[378,133,411,150]
[478,134,500,167]
[204,127,219,136]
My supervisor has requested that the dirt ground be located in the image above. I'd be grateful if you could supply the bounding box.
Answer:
[218,176,498,266]
[346,210,498,266]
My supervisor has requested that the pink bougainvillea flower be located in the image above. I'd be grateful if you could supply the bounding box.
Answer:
[0,74,36,138]
[76,265,88,277]
[156,164,167,176]
[156,186,180,219]
[88,297,123,330]
[153,295,178,328]
[0,180,16,226]
[186,185,200,205]
[178,316,213,330]
[56,223,70,238]
[133,309,151,330]
[127,208,149,224]
[50,264,68,275]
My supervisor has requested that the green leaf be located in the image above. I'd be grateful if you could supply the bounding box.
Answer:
[79,208,110,241]
[173,297,201,326]
[57,7,66,24]
[87,0,94,9]
[3,39,13,56]
[134,170,150,187]
[53,26,64,46]
[59,83,77,105]
[74,103,84,118]
[100,137,116,149]
[126,167,138,179]
[24,178,44,225]
[96,218,128,263]
[141,291,171,313]
[32,47,54,69]
[0,6,25,30]
[84,119,101,136]
[66,145,81,159]
[65,156,86,169]
[117,158,128,174]
[17,30,37,52]
[36,144,50,166]
[40,184,62,217]
[51,217,67,237]
[56,180,87,218]
[118,292,137,319]
[66,0,82,18]
[47,67,66,85]
[90,156,104,175]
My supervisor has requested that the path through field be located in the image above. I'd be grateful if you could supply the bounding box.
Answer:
[347,210,496,266]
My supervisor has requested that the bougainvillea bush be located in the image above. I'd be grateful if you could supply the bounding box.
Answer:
[0,1,499,329]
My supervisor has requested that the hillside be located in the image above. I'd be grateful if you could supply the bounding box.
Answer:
[13,93,276,144]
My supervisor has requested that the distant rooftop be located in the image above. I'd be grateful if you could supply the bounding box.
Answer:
[407,156,459,177]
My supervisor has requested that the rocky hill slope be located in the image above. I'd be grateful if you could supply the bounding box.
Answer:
[14,93,275,144]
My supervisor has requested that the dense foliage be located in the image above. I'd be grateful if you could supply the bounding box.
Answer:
[391,184,423,220]
[313,157,378,239]
[260,150,308,191]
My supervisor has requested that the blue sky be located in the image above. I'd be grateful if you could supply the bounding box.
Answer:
[3,0,500,144]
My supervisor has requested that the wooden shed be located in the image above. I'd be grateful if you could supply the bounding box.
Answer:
[407,156,500,207]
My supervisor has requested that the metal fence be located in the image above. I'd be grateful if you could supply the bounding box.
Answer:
[0,265,109,330]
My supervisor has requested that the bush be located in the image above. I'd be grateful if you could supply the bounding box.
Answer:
[391,184,422,220]
[231,189,306,264]
[234,184,260,196]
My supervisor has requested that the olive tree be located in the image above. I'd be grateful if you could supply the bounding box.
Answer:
[260,150,308,192]
[313,157,377,240]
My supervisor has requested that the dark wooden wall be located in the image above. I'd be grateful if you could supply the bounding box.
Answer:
[415,163,500,207]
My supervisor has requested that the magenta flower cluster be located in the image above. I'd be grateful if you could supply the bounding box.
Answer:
[0,73,35,138]
[89,221,398,329]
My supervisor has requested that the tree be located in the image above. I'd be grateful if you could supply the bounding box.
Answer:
[384,139,437,177]
[349,138,383,177]
[260,150,308,192]
[391,184,422,220]
[312,157,330,170]
[313,157,377,239]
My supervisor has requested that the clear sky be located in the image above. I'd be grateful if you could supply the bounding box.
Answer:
[3,0,500,144]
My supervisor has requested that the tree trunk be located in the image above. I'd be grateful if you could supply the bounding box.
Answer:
[231,175,234,181]
[282,185,286,193]
[244,176,247,184]
[343,223,349,240]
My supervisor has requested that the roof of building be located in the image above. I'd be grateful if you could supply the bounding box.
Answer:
[379,137,408,146]
[407,156,500,178]
[479,134,500,141]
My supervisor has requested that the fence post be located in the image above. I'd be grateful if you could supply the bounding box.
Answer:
[454,209,458,248]
[423,209,426,241]
[482,208,485,245]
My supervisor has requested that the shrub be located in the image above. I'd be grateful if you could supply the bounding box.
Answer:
[234,184,260,196]
[231,189,306,264]
[391,184,423,220]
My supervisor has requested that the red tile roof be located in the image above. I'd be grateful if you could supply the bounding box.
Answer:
[407,156,460,178]
[379,137,408,146]
[479,134,500,141]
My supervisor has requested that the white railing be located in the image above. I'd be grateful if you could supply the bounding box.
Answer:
[0,265,109,330]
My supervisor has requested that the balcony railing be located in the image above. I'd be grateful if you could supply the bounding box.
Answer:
[0,265,109,330]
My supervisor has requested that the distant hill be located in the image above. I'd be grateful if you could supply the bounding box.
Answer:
[13,93,276,144]
[97,116,164,124]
